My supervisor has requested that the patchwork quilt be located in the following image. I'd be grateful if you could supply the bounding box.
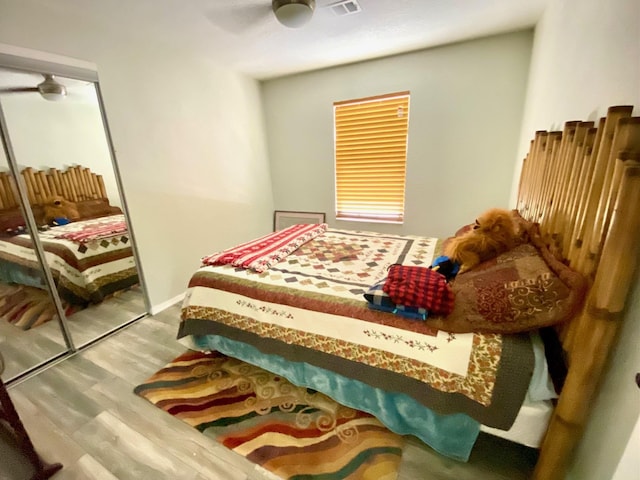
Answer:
[179,229,534,430]
[0,214,138,305]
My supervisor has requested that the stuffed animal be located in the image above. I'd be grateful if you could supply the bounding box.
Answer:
[429,255,460,281]
[443,208,521,273]
[42,196,80,225]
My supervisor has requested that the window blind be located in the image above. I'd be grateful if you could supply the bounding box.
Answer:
[334,91,410,223]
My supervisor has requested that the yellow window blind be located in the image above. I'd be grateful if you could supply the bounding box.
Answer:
[334,91,410,223]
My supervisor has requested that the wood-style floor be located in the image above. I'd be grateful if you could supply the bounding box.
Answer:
[0,286,146,381]
[0,304,538,480]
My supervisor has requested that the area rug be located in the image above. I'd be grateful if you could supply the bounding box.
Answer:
[0,283,82,330]
[134,350,405,480]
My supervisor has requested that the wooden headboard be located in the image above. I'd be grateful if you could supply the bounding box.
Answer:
[0,165,108,210]
[517,105,640,479]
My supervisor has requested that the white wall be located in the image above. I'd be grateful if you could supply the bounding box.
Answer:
[612,414,640,480]
[514,1,640,479]
[262,30,533,238]
[0,93,121,207]
[0,1,275,309]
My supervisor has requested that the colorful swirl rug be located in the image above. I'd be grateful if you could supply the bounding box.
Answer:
[134,350,405,479]
[0,283,82,330]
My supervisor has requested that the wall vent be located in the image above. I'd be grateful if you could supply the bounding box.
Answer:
[328,0,362,16]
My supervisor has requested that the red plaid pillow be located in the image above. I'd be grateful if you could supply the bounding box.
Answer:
[383,265,455,316]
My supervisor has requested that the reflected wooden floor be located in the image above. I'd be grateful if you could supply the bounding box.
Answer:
[0,304,538,480]
[0,287,146,381]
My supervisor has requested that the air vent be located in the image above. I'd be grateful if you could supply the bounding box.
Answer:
[329,0,362,16]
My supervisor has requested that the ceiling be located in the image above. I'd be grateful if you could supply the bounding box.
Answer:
[0,0,547,82]
[190,0,547,79]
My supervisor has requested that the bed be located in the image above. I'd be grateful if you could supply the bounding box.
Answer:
[0,165,139,325]
[178,105,640,480]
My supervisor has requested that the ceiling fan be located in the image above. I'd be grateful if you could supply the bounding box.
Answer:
[206,0,362,34]
[272,0,316,27]
[206,0,317,33]
[0,74,67,101]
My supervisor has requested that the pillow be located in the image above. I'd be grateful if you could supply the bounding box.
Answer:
[0,208,27,232]
[76,199,122,220]
[0,205,46,233]
[441,223,473,253]
[425,223,588,334]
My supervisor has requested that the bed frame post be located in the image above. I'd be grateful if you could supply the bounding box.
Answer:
[563,126,599,256]
[567,108,634,268]
[564,116,640,353]
[534,131,563,226]
[533,156,640,480]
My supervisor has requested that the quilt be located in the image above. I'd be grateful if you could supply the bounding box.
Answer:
[0,214,138,305]
[179,229,534,430]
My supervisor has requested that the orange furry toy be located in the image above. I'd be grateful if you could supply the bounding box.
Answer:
[42,196,81,225]
[443,208,521,273]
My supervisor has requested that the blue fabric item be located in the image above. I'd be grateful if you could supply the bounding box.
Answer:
[364,278,396,307]
[190,334,481,462]
[364,278,428,318]
[52,217,71,226]
[430,255,460,281]
[367,302,427,321]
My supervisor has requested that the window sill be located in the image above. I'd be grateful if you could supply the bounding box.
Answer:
[336,217,404,225]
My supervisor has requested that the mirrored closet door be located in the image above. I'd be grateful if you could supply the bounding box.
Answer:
[0,64,148,382]
[0,146,70,381]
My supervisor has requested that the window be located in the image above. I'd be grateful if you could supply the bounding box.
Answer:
[334,91,410,223]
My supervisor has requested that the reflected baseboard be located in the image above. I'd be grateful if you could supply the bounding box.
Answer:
[150,293,185,315]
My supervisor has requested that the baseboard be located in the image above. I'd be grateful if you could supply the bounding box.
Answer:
[150,293,185,315]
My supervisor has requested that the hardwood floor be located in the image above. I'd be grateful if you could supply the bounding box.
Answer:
[0,287,146,381]
[0,304,538,480]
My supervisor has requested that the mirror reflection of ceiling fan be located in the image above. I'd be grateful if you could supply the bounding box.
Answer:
[0,74,67,101]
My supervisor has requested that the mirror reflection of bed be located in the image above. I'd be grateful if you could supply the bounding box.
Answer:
[0,67,147,381]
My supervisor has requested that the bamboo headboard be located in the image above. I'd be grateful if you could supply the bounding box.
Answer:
[0,165,108,210]
[517,105,640,479]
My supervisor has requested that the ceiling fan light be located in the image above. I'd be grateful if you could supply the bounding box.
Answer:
[38,75,67,101]
[40,89,67,101]
[273,0,315,28]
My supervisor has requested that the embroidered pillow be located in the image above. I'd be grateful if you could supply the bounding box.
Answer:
[426,224,588,334]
